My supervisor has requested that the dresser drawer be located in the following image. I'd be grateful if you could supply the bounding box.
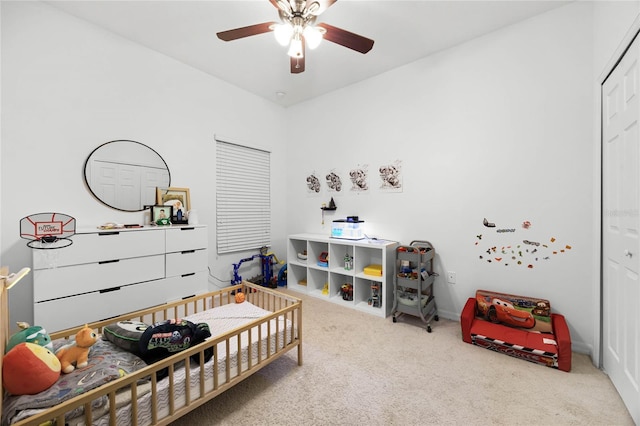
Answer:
[34,278,169,332]
[165,226,207,253]
[163,270,208,301]
[34,254,164,302]
[166,249,208,277]
[33,229,165,269]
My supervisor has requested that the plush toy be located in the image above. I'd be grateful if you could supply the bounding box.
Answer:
[6,321,53,353]
[55,324,98,374]
[2,342,61,395]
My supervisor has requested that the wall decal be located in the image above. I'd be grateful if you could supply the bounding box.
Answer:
[475,218,573,269]
[349,164,369,192]
[325,169,343,192]
[378,160,403,192]
[483,218,496,227]
[306,172,321,194]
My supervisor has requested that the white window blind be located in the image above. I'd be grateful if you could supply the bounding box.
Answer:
[216,139,271,254]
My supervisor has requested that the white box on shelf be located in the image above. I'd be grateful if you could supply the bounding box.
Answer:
[331,219,364,240]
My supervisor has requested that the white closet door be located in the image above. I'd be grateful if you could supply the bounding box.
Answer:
[602,33,640,425]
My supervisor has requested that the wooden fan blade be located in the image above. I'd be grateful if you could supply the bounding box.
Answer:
[291,39,306,73]
[217,22,277,42]
[316,22,374,54]
[291,55,305,73]
[269,0,281,10]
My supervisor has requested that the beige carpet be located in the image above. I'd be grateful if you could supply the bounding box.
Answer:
[170,289,634,425]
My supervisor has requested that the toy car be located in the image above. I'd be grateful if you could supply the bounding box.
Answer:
[477,295,536,329]
[531,301,551,317]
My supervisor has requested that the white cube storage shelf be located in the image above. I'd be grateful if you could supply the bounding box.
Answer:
[33,225,208,332]
[287,234,397,317]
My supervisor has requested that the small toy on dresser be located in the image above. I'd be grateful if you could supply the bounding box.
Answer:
[55,324,99,373]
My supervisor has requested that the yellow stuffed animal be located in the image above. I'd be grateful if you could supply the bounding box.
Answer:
[55,324,98,373]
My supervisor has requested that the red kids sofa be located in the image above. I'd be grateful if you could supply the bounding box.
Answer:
[460,290,571,372]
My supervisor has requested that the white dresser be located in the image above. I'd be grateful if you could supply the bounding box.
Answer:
[33,225,208,332]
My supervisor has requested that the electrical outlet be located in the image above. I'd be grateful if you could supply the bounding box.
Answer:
[447,271,456,284]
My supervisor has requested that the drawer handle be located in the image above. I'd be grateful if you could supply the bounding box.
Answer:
[98,232,120,236]
[99,259,120,265]
[180,227,195,231]
[100,286,121,293]
[181,273,196,278]
[181,250,196,254]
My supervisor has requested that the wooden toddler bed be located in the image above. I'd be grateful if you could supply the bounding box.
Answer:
[0,269,302,426]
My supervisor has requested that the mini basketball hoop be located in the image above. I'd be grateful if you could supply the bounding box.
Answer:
[20,213,76,249]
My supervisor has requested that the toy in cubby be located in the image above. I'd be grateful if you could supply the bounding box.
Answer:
[368,282,381,307]
[341,283,353,301]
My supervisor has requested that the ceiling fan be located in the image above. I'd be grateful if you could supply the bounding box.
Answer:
[216,0,374,74]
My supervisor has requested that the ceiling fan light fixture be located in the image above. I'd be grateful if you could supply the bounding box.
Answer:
[303,25,323,49]
[287,34,303,58]
[273,22,294,46]
[276,0,292,14]
[217,0,373,74]
[306,2,321,16]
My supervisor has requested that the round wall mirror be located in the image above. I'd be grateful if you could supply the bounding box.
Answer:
[84,140,171,212]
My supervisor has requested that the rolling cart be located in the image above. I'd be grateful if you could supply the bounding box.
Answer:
[392,240,438,332]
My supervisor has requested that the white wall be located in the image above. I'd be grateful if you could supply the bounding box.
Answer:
[3,0,640,360]
[286,2,596,353]
[593,0,640,77]
[0,1,288,327]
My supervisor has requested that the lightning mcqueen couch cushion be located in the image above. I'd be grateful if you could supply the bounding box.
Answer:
[460,290,571,372]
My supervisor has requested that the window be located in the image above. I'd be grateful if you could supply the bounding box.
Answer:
[215,137,271,254]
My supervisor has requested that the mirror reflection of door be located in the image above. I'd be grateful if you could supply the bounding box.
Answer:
[84,140,170,211]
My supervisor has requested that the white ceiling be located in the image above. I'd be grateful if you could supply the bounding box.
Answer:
[45,0,571,107]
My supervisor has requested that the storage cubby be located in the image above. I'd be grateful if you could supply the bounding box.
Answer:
[287,237,308,267]
[354,277,384,314]
[354,246,383,278]
[329,242,354,273]
[308,267,329,298]
[330,271,354,307]
[287,234,397,318]
[287,263,308,292]
[308,240,329,269]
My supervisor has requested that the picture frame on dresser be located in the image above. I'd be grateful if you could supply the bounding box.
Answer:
[150,205,173,225]
[156,187,190,224]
